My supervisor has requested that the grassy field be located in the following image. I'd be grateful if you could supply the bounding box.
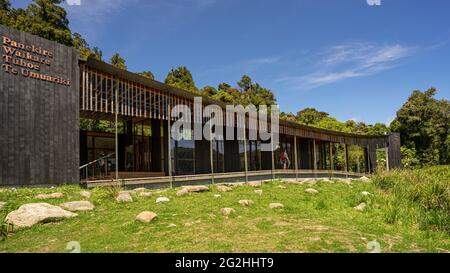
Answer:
[0,166,449,253]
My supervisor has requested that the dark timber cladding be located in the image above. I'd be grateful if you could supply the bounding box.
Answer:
[0,25,79,186]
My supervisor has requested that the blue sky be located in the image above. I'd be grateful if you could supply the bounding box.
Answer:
[11,0,450,124]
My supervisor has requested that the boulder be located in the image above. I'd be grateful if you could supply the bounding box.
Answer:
[338,179,352,185]
[220,208,235,216]
[176,188,189,196]
[254,190,263,195]
[0,202,6,210]
[238,200,254,207]
[35,192,64,200]
[302,179,317,185]
[183,185,210,193]
[305,188,319,194]
[116,191,133,203]
[354,203,367,212]
[59,201,95,212]
[278,185,287,189]
[135,211,158,223]
[216,185,232,192]
[247,182,262,187]
[168,223,177,228]
[80,191,92,199]
[269,203,284,209]
[139,192,152,198]
[214,194,221,198]
[156,197,170,203]
[5,203,77,228]
[361,191,372,197]
[360,176,371,183]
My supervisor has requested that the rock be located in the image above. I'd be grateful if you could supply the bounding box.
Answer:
[59,201,95,212]
[302,179,317,185]
[238,200,254,207]
[168,223,177,228]
[338,179,352,185]
[116,191,133,203]
[254,190,263,195]
[269,203,284,209]
[133,188,147,193]
[80,191,92,199]
[360,176,371,183]
[361,191,371,196]
[220,208,235,216]
[354,203,367,212]
[305,188,319,194]
[0,202,6,210]
[35,192,64,200]
[135,211,158,223]
[216,185,232,192]
[278,185,287,189]
[5,203,77,229]
[321,178,332,183]
[156,197,170,203]
[247,182,262,187]
[139,192,152,198]
[176,188,190,196]
[214,194,221,198]
[182,185,210,193]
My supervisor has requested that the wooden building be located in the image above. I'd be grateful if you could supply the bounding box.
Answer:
[0,24,401,188]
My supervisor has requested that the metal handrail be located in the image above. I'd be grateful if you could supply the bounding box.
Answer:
[80,153,115,170]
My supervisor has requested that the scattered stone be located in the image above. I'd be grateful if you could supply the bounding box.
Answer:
[254,190,263,195]
[5,203,77,229]
[35,192,64,200]
[247,182,262,187]
[80,191,92,199]
[139,192,152,198]
[135,211,158,223]
[361,191,372,196]
[214,194,221,198]
[360,176,371,183]
[133,188,147,193]
[156,197,170,203]
[216,185,233,192]
[182,185,210,193]
[0,202,6,210]
[116,191,133,203]
[338,179,352,185]
[278,185,287,189]
[305,188,319,194]
[184,220,202,227]
[302,179,317,185]
[269,203,284,209]
[59,201,95,212]
[168,223,177,228]
[354,203,367,212]
[238,200,254,207]
[321,178,331,183]
[176,188,190,196]
[220,208,235,216]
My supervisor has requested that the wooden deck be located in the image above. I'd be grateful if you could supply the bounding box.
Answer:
[83,169,368,189]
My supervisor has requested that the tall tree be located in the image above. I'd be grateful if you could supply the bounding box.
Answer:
[165,66,198,93]
[391,88,450,166]
[200,86,217,97]
[296,108,329,125]
[110,53,127,70]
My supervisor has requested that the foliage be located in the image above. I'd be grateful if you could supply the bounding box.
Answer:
[165,66,199,94]
[110,53,127,70]
[138,71,155,80]
[391,88,449,167]
[373,166,450,234]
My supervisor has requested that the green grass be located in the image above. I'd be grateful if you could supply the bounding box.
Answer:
[0,166,449,253]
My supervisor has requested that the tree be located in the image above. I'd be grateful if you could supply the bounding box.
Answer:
[391,88,450,166]
[165,66,198,93]
[91,46,103,61]
[110,53,127,70]
[296,108,329,125]
[200,86,217,97]
[138,71,155,80]
[0,0,11,25]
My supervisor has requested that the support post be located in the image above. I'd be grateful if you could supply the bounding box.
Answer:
[209,122,215,185]
[294,136,299,180]
[344,144,349,178]
[329,142,333,178]
[271,131,275,180]
[243,128,249,184]
[167,117,173,189]
[385,144,390,172]
[114,78,119,184]
[313,139,317,178]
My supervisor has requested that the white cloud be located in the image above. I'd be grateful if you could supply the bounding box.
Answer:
[278,42,416,90]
